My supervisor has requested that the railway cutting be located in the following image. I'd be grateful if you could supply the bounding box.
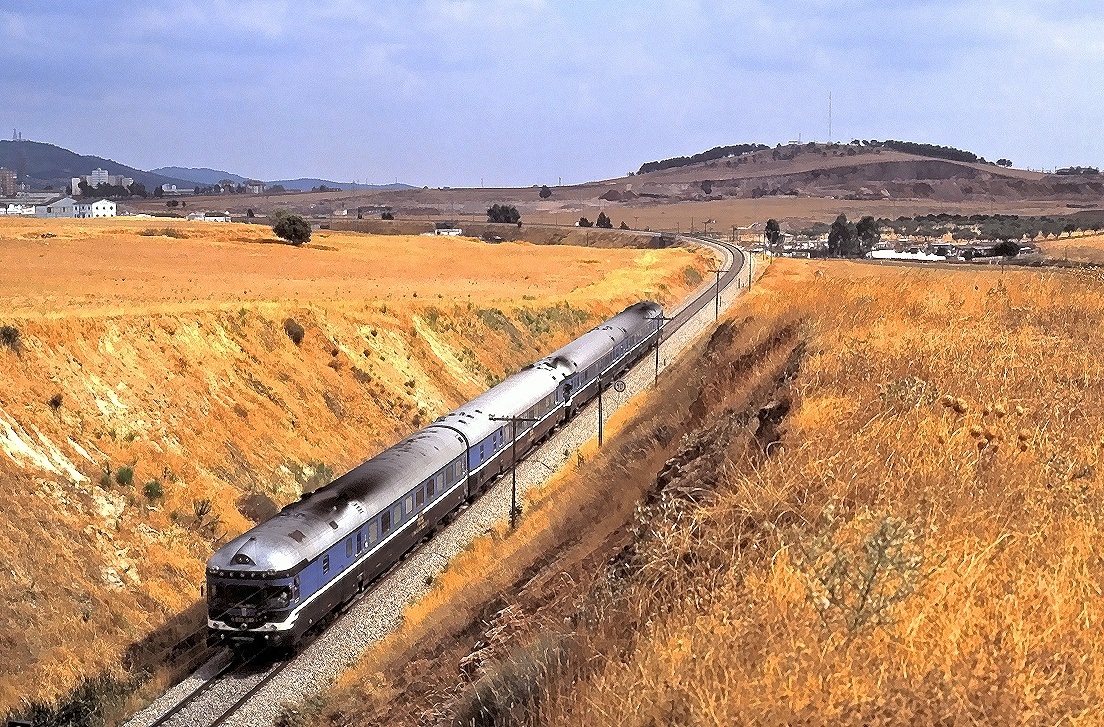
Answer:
[125,236,749,727]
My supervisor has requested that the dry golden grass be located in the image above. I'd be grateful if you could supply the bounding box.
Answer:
[0,218,704,317]
[521,259,1104,725]
[1038,232,1104,264]
[0,218,707,717]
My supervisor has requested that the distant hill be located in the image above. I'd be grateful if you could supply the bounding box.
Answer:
[269,178,416,192]
[613,140,1104,205]
[0,139,417,194]
[152,169,416,192]
[638,140,999,176]
[0,140,195,191]
[150,167,248,185]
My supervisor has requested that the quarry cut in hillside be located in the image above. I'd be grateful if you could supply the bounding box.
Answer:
[0,218,710,716]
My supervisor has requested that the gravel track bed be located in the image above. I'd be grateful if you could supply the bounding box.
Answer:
[127,239,750,727]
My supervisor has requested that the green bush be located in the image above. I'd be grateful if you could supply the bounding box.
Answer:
[115,466,134,487]
[143,479,164,500]
[273,214,311,245]
[487,204,521,224]
[682,266,703,287]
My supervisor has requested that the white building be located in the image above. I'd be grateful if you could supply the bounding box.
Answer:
[187,211,231,222]
[71,168,134,195]
[75,199,117,218]
[35,196,78,218]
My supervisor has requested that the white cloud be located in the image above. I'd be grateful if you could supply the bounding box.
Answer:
[2,0,1103,182]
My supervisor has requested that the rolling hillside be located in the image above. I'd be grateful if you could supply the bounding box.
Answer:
[0,140,195,191]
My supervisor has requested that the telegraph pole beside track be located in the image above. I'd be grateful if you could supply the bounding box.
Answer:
[648,314,675,386]
[596,370,627,447]
[709,267,730,320]
[489,414,540,529]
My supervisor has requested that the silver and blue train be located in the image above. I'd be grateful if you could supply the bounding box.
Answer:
[206,301,664,649]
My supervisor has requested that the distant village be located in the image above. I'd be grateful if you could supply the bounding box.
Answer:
[752,234,1045,263]
[0,165,266,220]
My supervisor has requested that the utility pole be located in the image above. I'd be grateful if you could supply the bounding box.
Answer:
[488,414,540,529]
[596,370,627,447]
[648,314,675,386]
[828,91,832,144]
[709,267,731,320]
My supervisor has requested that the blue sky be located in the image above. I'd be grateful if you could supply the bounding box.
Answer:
[3,1,1102,186]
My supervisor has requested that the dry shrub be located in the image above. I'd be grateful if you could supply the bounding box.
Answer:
[0,324,21,353]
[283,317,306,345]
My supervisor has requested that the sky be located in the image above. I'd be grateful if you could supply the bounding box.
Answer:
[3,1,1103,187]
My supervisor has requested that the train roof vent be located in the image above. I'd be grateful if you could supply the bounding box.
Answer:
[288,530,306,543]
[330,520,339,529]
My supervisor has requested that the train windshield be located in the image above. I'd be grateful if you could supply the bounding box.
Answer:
[209,582,294,615]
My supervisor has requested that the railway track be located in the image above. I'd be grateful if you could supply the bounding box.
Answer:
[126,233,749,727]
[663,235,745,338]
[141,651,290,727]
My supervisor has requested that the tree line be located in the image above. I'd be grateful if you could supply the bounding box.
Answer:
[638,143,769,174]
[885,212,1103,241]
[75,180,148,198]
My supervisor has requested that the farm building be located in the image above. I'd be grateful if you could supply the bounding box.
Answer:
[75,199,117,218]
[35,196,78,218]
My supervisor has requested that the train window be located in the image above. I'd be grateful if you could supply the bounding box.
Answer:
[322,555,330,574]
[369,520,379,544]
[346,538,353,558]
[427,478,435,497]
[381,511,391,533]
[405,495,414,513]
[357,532,363,553]
[392,504,402,526]
[478,444,485,461]
[416,488,425,507]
